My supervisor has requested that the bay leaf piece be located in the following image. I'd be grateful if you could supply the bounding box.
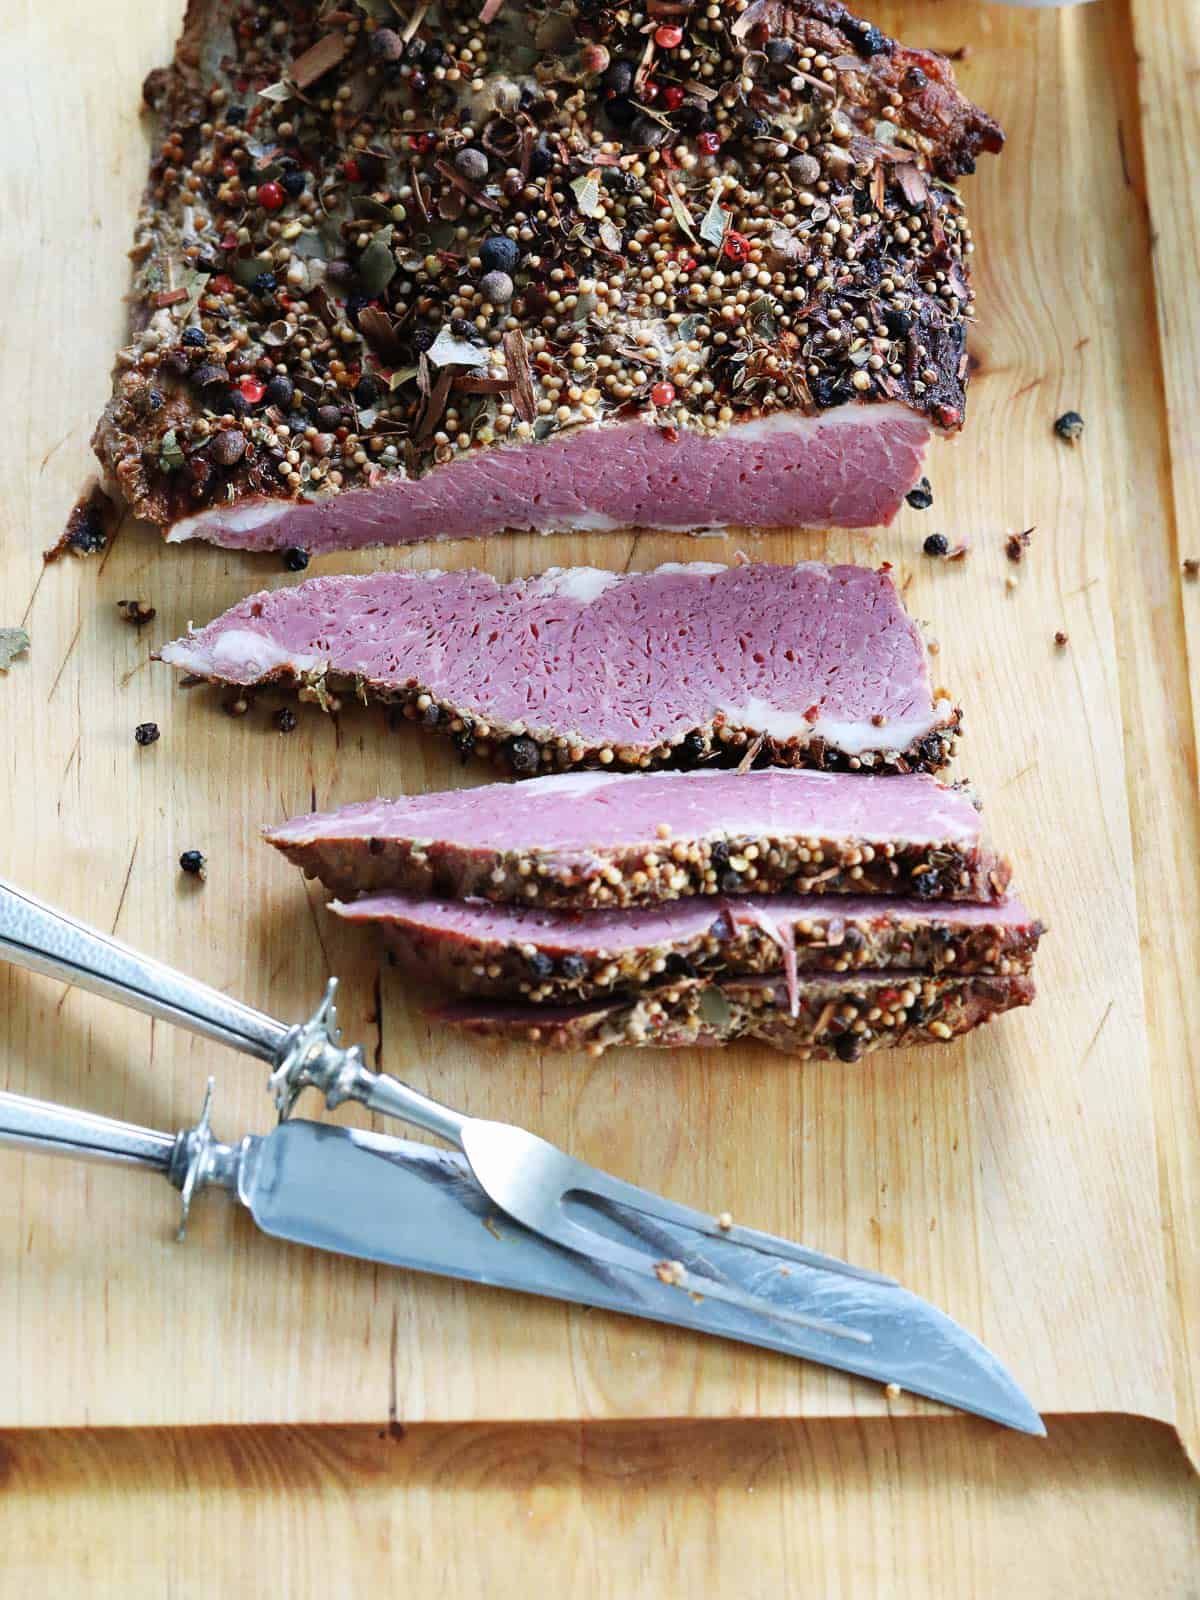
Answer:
[0,628,30,671]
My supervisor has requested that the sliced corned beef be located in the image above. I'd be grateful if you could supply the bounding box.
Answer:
[264,767,1009,908]
[161,560,959,775]
[432,971,1036,1058]
[160,409,932,550]
[334,892,1043,1004]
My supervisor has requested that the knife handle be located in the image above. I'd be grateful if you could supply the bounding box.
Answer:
[0,1086,179,1173]
[0,876,292,1064]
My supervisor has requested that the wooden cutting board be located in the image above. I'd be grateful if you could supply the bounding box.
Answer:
[0,0,1193,1448]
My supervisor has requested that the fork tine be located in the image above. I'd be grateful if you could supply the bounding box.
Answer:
[563,1160,898,1286]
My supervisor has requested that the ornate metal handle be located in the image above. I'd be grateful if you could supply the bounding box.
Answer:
[0,1081,242,1238]
[0,876,292,1063]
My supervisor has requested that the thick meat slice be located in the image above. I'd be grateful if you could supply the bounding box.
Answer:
[92,0,1001,549]
[433,971,1036,1058]
[161,409,932,550]
[264,768,1010,907]
[336,891,1044,1002]
[162,561,959,774]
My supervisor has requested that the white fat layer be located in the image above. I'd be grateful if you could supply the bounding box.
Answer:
[169,627,320,678]
[530,567,622,603]
[717,695,950,757]
[727,402,927,445]
[166,500,283,543]
[651,561,729,577]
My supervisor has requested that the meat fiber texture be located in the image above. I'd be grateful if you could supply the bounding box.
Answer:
[264,767,1010,909]
[162,560,960,775]
[162,408,933,551]
[433,971,1036,1059]
[335,890,1044,1003]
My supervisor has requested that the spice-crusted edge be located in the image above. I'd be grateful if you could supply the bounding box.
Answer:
[175,657,961,776]
[339,897,1044,1001]
[434,970,1035,1056]
[92,0,1003,535]
[266,823,1012,908]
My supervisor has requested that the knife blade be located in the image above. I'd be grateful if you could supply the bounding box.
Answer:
[0,1085,1045,1435]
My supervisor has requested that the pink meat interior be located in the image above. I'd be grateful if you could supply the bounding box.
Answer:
[165,561,943,755]
[267,768,982,855]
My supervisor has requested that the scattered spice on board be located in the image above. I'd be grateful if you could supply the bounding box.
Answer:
[654,1259,687,1287]
[1054,411,1084,444]
[1054,631,1069,649]
[118,600,157,627]
[45,483,117,563]
[945,541,970,562]
[283,548,310,572]
[224,695,251,717]
[1183,559,1199,581]
[274,707,299,733]
[179,850,206,878]
[885,1382,902,1399]
[923,533,949,558]
[0,628,30,671]
[906,478,934,511]
[134,721,161,746]
[1005,527,1033,563]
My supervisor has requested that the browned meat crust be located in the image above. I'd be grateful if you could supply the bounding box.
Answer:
[434,970,1034,1056]
[350,899,1042,1002]
[268,824,1011,909]
[93,0,1001,533]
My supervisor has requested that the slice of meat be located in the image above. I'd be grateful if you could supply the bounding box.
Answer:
[335,891,1044,1002]
[161,560,959,775]
[264,768,1011,908]
[92,0,1001,550]
[433,971,1036,1058]
[159,409,933,550]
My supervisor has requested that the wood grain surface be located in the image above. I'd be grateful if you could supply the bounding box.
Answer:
[0,1416,1197,1598]
[0,0,1196,1494]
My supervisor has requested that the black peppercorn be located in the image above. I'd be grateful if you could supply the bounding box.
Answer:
[179,849,206,877]
[250,271,277,296]
[529,139,555,176]
[913,869,942,900]
[526,951,555,981]
[559,954,588,980]
[314,404,343,431]
[224,105,246,125]
[602,58,635,95]
[134,722,160,746]
[1054,410,1084,443]
[449,316,477,338]
[508,736,541,775]
[274,707,298,733]
[906,477,934,511]
[835,1033,865,1063]
[181,326,207,348]
[265,373,294,410]
[281,168,307,198]
[923,533,949,557]
[605,96,636,129]
[354,375,380,406]
[746,116,771,139]
[479,234,520,275]
[412,327,436,353]
[223,389,249,419]
[764,38,794,64]
[283,547,310,571]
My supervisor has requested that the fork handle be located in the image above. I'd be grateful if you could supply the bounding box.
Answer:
[0,877,292,1064]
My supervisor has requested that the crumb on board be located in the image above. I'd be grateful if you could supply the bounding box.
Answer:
[655,1259,687,1287]
[717,1211,734,1232]
[885,1382,903,1400]
[0,628,30,671]
[1054,631,1069,649]
[1184,558,1199,581]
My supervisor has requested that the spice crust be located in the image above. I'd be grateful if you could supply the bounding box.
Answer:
[93,0,1001,535]
[435,969,1035,1055]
